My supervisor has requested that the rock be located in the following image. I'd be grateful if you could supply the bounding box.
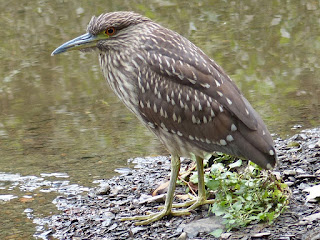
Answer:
[302,212,320,222]
[251,232,271,238]
[303,184,320,203]
[309,232,320,240]
[284,181,294,186]
[283,170,296,175]
[177,232,187,240]
[110,185,123,195]
[96,183,110,195]
[108,223,117,231]
[182,216,224,238]
[291,125,302,130]
[293,134,307,140]
[114,168,133,175]
[131,226,146,234]
[296,168,305,174]
[102,211,115,220]
[221,232,232,239]
[138,194,166,204]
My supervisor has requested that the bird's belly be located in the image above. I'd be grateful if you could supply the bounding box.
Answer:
[151,127,207,159]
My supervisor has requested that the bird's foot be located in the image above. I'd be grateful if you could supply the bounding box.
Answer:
[120,208,191,225]
[186,198,215,210]
[158,197,214,210]
[121,198,215,225]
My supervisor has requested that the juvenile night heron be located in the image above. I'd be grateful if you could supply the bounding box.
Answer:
[52,11,277,225]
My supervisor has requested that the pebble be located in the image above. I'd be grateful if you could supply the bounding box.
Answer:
[96,183,110,195]
[32,128,320,240]
[131,226,146,234]
[293,133,307,140]
[283,170,296,175]
[251,231,271,237]
[302,212,320,222]
[284,181,294,186]
[177,232,187,240]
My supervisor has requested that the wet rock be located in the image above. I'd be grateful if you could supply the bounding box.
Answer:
[114,168,133,175]
[182,216,224,238]
[0,194,18,201]
[291,124,302,129]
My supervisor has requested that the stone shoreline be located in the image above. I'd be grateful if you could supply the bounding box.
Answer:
[35,128,320,240]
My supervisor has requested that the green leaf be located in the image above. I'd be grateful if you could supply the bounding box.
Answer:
[232,201,243,211]
[190,172,198,184]
[206,179,220,190]
[229,159,242,169]
[210,228,223,238]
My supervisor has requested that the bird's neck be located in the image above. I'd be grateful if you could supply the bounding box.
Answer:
[98,52,140,116]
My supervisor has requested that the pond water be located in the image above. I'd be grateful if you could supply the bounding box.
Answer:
[0,0,319,239]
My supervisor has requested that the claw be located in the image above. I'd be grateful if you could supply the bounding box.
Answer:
[121,197,214,225]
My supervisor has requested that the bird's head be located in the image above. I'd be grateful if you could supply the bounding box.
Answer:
[51,11,150,56]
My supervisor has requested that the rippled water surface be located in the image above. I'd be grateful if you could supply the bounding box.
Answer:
[0,0,319,239]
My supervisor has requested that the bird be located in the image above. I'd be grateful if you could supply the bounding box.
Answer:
[51,11,277,225]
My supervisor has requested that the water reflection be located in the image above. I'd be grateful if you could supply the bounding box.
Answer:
[0,0,319,239]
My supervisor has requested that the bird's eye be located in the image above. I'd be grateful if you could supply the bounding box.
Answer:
[105,27,116,36]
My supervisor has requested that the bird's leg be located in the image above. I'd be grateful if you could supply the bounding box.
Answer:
[121,155,190,225]
[187,156,215,209]
[169,156,214,210]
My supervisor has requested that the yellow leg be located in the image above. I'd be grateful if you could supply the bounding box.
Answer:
[167,156,214,210]
[187,156,215,209]
[121,155,214,225]
[121,154,190,225]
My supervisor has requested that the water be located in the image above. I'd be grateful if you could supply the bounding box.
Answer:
[0,0,319,239]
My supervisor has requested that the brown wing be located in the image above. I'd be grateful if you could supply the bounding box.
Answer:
[132,26,276,169]
[142,27,259,131]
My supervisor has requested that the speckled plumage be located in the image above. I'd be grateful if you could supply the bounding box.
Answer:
[52,11,277,225]
[88,11,276,169]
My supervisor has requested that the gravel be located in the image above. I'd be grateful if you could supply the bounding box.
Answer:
[34,128,320,240]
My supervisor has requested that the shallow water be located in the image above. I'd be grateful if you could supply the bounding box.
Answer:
[0,0,319,239]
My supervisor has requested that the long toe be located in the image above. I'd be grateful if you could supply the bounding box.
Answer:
[121,209,172,225]
[187,198,215,211]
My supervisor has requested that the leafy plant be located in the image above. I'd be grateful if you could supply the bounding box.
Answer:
[185,154,290,233]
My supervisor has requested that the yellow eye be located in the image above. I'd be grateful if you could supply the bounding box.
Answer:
[105,27,116,36]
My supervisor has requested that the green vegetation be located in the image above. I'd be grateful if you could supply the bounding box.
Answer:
[181,154,290,234]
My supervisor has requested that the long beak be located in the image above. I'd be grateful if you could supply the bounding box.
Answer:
[51,33,98,56]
